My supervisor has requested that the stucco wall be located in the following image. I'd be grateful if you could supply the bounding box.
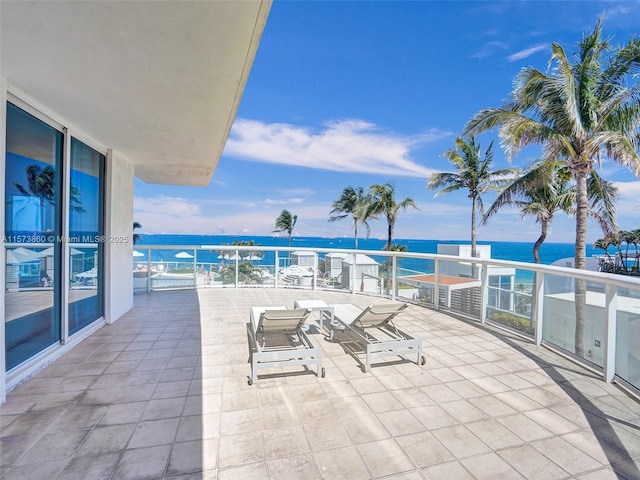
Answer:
[105,149,134,323]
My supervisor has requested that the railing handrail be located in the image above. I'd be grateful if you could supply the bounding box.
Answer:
[135,243,640,290]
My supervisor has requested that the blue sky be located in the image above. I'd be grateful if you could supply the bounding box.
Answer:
[134,1,640,244]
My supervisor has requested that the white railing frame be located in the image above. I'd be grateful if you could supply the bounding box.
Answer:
[133,243,640,391]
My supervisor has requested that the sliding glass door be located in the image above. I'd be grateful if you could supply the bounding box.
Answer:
[4,102,106,370]
[4,103,63,369]
[68,138,105,335]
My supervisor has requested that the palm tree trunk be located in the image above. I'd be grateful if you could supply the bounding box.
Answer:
[471,195,478,278]
[354,221,358,250]
[574,169,589,358]
[387,221,393,251]
[533,221,547,264]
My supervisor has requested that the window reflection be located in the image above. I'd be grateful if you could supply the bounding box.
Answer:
[68,138,105,335]
[4,103,62,370]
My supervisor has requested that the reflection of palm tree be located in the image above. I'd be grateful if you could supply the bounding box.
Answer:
[14,164,85,213]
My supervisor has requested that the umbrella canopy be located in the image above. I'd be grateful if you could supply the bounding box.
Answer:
[175,251,194,259]
[7,247,40,264]
[217,253,241,261]
[243,254,263,261]
[75,267,97,278]
[36,246,84,257]
[133,250,145,257]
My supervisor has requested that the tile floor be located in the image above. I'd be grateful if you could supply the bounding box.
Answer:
[1,288,640,479]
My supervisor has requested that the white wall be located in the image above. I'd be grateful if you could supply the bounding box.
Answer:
[0,77,7,403]
[104,150,134,324]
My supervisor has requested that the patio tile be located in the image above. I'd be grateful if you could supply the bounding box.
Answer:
[421,460,475,479]
[17,429,88,464]
[498,444,571,480]
[218,431,264,468]
[342,413,391,443]
[314,445,370,479]
[357,438,413,477]
[267,454,319,480]
[461,452,525,479]
[217,462,267,480]
[431,425,491,459]
[128,418,180,448]
[532,436,604,475]
[5,288,640,480]
[112,444,171,480]
[303,420,353,452]
[395,430,455,468]
[263,425,310,460]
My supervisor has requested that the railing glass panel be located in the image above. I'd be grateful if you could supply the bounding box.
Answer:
[615,286,640,389]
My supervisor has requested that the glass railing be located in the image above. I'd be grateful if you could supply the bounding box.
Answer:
[131,244,640,394]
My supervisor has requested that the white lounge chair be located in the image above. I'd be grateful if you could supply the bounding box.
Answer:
[249,306,325,385]
[328,303,425,372]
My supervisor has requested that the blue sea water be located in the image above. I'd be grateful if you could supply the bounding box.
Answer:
[139,234,594,267]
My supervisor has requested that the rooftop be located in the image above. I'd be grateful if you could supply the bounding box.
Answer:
[2,288,640,479]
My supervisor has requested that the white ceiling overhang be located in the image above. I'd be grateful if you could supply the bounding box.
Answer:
[1,0,271,186]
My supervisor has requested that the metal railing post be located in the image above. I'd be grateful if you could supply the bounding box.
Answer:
[534,272,544,346]
[313,253,318,291]
[234,249,239,288]
[480,262,488,324]
[604,282,618,383]
[391,256,397,301]
[146,249,151,293]
[433,259,440,310]
[274,251,279,289]
[193,249,197,289]
[351,252,357,295]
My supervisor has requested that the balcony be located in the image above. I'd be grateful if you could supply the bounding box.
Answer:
[2,282,640,478]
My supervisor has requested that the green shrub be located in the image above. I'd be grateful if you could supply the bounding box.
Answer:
[487,311,534,334]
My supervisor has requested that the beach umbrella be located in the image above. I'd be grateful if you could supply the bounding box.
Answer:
[175,251,194,259]
[7,247,39,264]
[75,267,97,278]
[243,254,262,261]
[133,250,145,257]
[36,246,84,257]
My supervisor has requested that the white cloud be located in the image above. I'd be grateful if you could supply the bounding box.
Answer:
[470,40,509,59]
[224,118,448,178]
[507,44,547,62]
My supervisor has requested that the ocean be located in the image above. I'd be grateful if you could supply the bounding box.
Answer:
[138,234,593,266]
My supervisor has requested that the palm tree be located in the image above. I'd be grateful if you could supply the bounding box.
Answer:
[329,186,370,249]
[133,222,142,245]
[428,136,516,260]
[484,160,618,263]
[464,19,640,357]
[364,182,418,251]
[273,209,298,248]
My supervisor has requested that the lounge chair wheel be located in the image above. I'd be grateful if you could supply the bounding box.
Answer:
[248,378,253,386]
[321,367,326,378]
[421,355,426,366]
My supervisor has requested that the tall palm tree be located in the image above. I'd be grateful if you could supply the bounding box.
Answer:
[484,160,618,263]
[273,209,298,248]
[329,186,370,249]
[428,136,516,260]
[364,182,418,251]
[465,19,640,356]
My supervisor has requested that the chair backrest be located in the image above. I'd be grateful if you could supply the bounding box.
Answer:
[353,303,408,329]
[258,308,311,333]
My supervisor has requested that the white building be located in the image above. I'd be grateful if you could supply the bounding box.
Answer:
[0,1,271,401]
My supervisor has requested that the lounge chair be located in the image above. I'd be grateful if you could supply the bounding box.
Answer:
[248,306,325,385]
[328,303,425,372]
